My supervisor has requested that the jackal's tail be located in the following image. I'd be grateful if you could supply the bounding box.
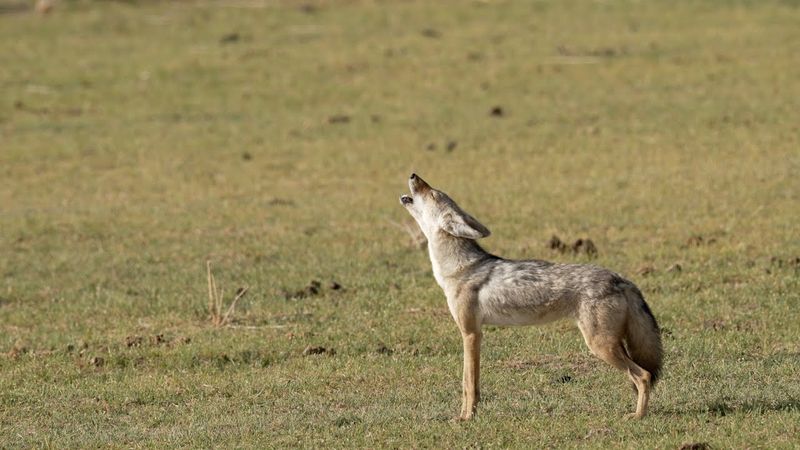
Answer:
[623,285,663,385]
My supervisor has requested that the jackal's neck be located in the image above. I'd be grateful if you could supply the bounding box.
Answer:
[427,233,490,287]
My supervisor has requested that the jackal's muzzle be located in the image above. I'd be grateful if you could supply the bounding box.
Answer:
[408,173,431,195]
[400,173,431,206]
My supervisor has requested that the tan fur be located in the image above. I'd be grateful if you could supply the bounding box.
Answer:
[400,174,663,420]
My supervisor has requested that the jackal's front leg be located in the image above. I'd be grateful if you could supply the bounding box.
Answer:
[459,331,482,420]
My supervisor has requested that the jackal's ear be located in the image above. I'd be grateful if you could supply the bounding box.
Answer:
[440,209,491,240]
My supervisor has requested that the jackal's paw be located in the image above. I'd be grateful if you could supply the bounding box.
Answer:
[625,412,646,421]
[454,412,475,422]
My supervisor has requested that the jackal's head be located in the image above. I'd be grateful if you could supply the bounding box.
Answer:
[399,174,490,241]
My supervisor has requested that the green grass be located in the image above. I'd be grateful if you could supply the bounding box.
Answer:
[2,0,799,447]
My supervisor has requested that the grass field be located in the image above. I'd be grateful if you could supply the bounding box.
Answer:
[1,0,799,447]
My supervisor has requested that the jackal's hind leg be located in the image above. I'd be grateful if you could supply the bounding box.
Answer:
[593,341,651,418]
[578,319,652,419]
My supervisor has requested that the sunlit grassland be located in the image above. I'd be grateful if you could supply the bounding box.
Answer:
[1,0,799,447]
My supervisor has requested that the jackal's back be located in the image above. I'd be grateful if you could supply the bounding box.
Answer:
[469,258,629,326]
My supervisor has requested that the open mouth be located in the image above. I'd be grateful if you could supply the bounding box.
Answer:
[400,195,413,205]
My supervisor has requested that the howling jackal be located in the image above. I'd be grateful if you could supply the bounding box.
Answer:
[399,174,663,420]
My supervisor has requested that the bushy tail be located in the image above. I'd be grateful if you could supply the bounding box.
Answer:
[623,286,663,385]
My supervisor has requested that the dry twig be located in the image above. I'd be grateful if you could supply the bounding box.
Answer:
[206,261,248,327]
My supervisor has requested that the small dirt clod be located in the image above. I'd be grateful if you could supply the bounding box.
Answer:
[548,235,598,257]
[376,344,394,355]
[572,238,597,256]
[220,33,240,44]
[686,235,717,247]
[125,336,143,348]
[303,345,334,356]
[679,443,712,450]
[548,235,568,252]
[421,28,441,38]
[285,280,322,300]
[328,115,350,124]
[298,3,317,14]
[553,374,573,384]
